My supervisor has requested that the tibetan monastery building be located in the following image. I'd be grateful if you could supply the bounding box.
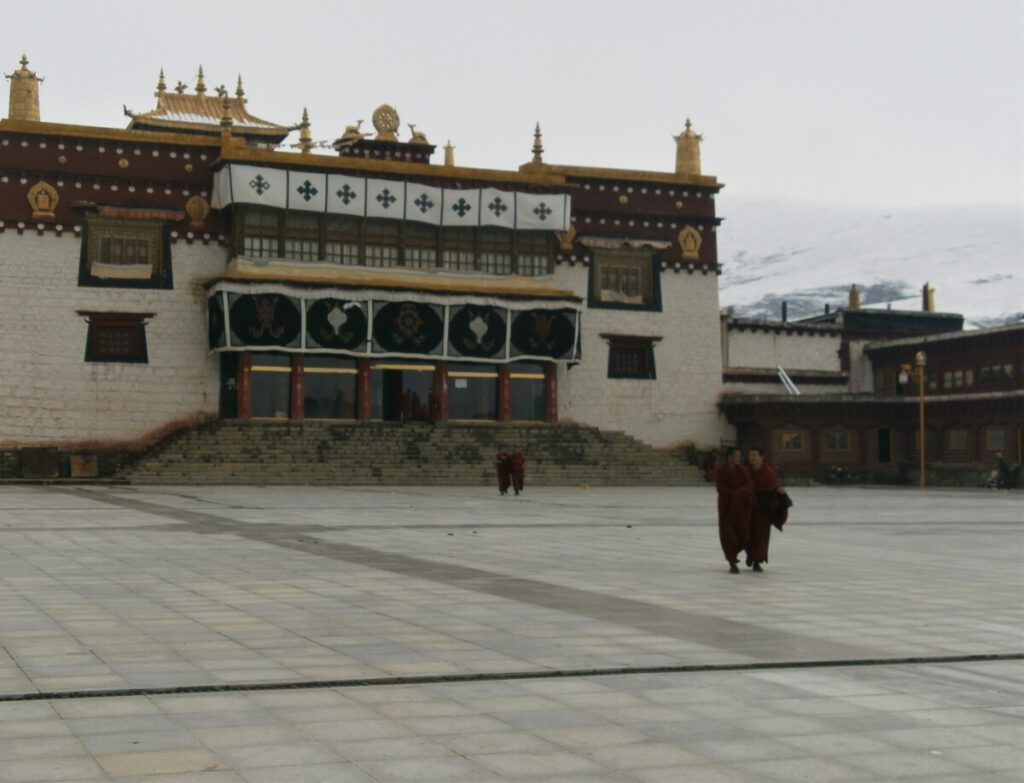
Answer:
[0,60,726,454]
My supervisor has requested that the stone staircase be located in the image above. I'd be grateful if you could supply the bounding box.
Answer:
[120,420,703,486]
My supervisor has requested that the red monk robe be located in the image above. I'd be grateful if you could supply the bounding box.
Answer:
[495,449,512,495]
[715,448,753,572]
[748,456,781,569]
[509,451,526,495]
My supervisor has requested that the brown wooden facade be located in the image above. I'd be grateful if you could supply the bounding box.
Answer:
[722,324,1024,484]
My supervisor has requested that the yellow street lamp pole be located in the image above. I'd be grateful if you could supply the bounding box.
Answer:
[915,351,927,489]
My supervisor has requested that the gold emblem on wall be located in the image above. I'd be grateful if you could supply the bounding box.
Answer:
[678,225,701,260]
[27,180,58,219]
[185,195,210,229]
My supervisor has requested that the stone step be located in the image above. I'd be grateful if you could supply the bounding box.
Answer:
[121,420,703,486]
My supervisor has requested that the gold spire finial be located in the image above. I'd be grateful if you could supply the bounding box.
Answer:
[444,140,455,167]
[235,75,245,100]
[156,68,166,95]
[531,122,544,164]
[674,117,703,176]
[6,53,42,122]
[298,107,313,153]
[195,65,206,94]
[220,92,233,128]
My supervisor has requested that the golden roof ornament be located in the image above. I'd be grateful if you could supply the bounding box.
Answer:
[408,123,428,145]
[195,65,207,94]
[674,117,703,176]
[532,122,544,164]
[371,104,399,141]
[174,81,187,94]
[6,53,42,122]
[220,92,233,128]
[298,107,313,153]
[155,68,166,96]
[235,75,245,101]
[444,140,455,167]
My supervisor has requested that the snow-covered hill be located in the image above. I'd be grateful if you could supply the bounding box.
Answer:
[715,196,1023,328]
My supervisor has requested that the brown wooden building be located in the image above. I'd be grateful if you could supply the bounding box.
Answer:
[722,320,1024,484]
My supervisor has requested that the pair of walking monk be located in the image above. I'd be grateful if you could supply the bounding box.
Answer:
[495,445,526,496]
[715,446,788,573]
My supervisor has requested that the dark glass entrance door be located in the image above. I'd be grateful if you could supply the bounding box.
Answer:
[371,362,433,421]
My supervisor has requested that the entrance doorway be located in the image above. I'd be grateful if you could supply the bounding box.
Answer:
[251,353,291,419]
[371,361,434,421]
[877,428,892,464]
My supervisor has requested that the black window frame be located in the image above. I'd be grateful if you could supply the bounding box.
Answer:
[605,335,659,379]
[78,217,173,290]
[80,311,152,363]
[588,247,663,312]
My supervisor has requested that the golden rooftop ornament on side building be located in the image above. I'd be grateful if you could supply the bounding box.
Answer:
[195,65,207,94]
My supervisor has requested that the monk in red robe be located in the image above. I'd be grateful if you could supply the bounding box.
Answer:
[747,447,782,572]
[509,450,526,495]
[495,446,512,495]
[703,449,719,483]
[715,446,753,573]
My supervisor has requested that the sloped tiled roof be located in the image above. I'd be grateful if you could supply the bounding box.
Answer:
[126,92,291,142]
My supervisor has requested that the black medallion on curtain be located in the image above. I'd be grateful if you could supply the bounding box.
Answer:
[372,301,444,355]
[510,309,576,359]
[207,294,226,349]
[228,293,302,348]
[448,305,507,359]
[306,298,368,351]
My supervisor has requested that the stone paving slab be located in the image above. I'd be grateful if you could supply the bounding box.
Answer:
[0,484,1021,780]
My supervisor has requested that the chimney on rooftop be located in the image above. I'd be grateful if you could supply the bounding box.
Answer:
[922,282,935,312]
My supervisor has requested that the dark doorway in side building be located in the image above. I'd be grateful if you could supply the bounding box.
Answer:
[371,362,433,421]
[877,428,892,464]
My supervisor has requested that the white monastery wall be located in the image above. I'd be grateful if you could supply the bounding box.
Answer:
[725,328,841,372]
[846,339,874,392]
[553,264,724,448]
[0,232,223,446]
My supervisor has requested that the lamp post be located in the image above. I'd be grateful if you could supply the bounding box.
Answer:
[915,351,927,488]
[900,351,927,488]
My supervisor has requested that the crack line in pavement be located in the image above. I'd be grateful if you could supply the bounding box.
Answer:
[2,653,1020,703]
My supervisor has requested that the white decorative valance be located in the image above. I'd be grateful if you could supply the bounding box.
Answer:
[211,164,571,231]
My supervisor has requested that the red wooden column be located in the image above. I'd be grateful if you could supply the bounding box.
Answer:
[289,355,305,421]
[357,359,372,421]
[497,365,512,422]
[544,363,558,424]
[432,362,449,422]
[237,352,253,420]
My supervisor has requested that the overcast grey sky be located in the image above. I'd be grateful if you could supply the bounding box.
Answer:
[2,0,1021,208]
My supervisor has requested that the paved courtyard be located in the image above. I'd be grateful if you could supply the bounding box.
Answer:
[1,483,1022,782]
